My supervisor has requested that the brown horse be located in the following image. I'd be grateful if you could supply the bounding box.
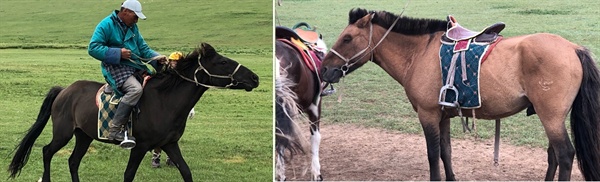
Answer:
[8,43,259,182]
[321,8,600,181]
[275,26,328,180]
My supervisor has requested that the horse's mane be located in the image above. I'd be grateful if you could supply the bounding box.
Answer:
[153,47,203,91]
[348,8,448,35]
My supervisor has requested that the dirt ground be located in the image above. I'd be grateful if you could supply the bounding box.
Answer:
[283,124,584,181]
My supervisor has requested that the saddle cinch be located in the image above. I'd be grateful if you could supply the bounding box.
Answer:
[438,15,505,108]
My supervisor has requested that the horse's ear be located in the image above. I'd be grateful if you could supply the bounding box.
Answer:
[355,13,374,28]
[200,43,216,58]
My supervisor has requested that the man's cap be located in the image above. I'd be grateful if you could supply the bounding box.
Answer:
[121,0,146,20]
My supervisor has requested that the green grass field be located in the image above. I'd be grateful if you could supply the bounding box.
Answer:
[0,0,272,181]
[277,0,600,147]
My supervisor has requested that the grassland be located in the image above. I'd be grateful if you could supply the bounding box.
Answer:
[277,0,600,147]
[0,0,272,181]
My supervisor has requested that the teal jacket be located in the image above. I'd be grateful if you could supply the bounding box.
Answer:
[88,10,158,95]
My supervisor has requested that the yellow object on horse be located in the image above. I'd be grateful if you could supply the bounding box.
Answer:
[169,51,184,61]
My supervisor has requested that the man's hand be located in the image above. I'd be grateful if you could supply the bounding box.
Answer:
[152,55,168,65]
[121,48,131,59]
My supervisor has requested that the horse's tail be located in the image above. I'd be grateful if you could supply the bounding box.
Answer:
[571,47,600,181]
[8,86,63,179]
[275,58,306,159]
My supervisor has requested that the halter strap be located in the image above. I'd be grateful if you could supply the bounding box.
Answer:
[329,13,401,77]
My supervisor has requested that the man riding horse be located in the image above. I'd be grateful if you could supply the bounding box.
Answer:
[88,0,168,142]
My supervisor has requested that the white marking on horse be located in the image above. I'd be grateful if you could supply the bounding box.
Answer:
[311,127,321,180]
[276,148,286,181]
[539,79,554,91]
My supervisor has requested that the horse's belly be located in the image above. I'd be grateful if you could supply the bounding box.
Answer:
[474,96,529,119]
[468,69,529,119]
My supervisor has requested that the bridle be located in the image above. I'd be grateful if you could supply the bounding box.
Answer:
[174,54,242,89]
[328,13,401,77]
[131,52,242,89]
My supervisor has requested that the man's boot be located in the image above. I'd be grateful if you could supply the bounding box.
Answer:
[108,103,134,141]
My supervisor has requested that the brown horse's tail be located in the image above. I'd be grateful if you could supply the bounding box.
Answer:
[571,48,600,181]
[8,86,63,179]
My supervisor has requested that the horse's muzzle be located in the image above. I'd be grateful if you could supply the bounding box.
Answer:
[244,73,259,91]
[321,66,342,83]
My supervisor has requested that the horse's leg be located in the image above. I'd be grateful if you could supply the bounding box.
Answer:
[275,148,286,181]
[68,129,93,182]
[544,144,558,181]
[307,101,322,181]
[528,87,575,180]
[161,143,193,182]
[123,147,147,182]
[531,99,575,180]
[439,117,456,181]
[418,111,443,181]
[541,120,574,181]
[41,129,74,182]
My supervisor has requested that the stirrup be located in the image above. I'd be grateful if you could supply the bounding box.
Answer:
[321,84,336,96]
[119,130,136,149]
[439,84,459,107]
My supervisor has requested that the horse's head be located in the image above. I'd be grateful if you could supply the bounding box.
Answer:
[321,8,375,83]
[179,43,259,91]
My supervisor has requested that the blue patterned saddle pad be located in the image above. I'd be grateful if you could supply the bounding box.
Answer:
[96,85,133,139]
[439,41,491,108]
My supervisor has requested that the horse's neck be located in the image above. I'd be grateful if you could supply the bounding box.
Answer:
[144,75,208,113]
[373,31,444,87]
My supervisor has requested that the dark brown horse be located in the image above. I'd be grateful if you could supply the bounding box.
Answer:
[8,43,259,182]
[275,26,328,181]
[321,8,600,181]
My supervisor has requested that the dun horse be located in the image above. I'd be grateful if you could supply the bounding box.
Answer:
[8,43,259,182]
[275,25,328,181]
[321,8,600,181]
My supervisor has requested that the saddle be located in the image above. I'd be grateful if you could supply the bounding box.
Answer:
[276,22,321,44]
[443,15,505,43]
[438,16,505,109]
[95,74,150,143]
[276,22,325,73]
[96,84,134,141]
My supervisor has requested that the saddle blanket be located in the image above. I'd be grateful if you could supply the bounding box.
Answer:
[96,84,133,140]
[439,41,491,108]
[278,38,323,74]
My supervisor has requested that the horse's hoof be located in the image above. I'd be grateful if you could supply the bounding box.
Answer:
[151,161,160,168]
[313,175,323,181]
[320,89,336,96]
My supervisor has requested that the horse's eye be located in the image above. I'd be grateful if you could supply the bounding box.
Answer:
[221,61,227,65]
[342,35,352,43]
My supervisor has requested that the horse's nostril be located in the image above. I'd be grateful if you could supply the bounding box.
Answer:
[252,74,259,82]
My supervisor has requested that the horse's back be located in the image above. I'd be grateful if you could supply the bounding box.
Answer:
[52,80,103,135]
[475,33,583,118]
